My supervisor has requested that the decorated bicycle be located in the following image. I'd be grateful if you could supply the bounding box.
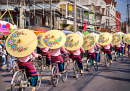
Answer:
[40,30,68,86]
[82,34,98,71]
[98,32,112,68]
[64,33,85,79]
[112,33,123,61]
[6,29,41,91]
[124,33,130,58]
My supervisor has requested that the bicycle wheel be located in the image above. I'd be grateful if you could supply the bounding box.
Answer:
[11,71,26,91]
[41,57,46,71]
[61,63,67,82]
[94,60,98,71]
[73,61,79,79]
[35,68,41,91]
[52,66,59,86]
[86,59,92,72]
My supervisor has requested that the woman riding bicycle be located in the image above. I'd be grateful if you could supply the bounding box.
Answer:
[72,46,85,76]
[98,32,113,65]
[5,29,41,91]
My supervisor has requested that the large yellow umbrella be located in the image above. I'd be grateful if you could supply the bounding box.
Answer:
[124,33,130,45]
[64,33,83,51]
[5,29,37,57]
[37,33,45,48]
[112,33,122,45]
[98,32,112,46]
[83,34,96,50]
[40,30,66,49]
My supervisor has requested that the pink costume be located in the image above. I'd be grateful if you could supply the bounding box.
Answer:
[18,51,38,62]
[72,47,85,62]
[87,45,97,59]
[115,41,123,52]
[50,46,67,63]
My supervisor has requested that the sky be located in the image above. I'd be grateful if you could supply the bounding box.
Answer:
[115,0,128,22]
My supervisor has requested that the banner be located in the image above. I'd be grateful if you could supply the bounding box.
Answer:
[68,4,73,11]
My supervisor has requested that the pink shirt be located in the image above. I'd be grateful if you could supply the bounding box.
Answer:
[88,45,97,53]
[41,48,49,52]
[104,43,113,49]
[50,46,67,56]
[96,42,100,48]
[116,41,123,48]
[72,47,85,55]
[18,51,38,62]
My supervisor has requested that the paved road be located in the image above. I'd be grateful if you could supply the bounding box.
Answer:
[0,53,130,91]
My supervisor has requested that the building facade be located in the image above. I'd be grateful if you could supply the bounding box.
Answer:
[104,0,116,32]
[116,11,121,32]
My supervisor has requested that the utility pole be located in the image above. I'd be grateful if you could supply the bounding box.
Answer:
[50,0,52,30]
[20,0,24,29]
[73,0,76,32]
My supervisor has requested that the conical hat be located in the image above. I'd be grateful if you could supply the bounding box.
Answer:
[98,32,112,46]
[37,33,45,48]
[124,33,130,44]
[40,30,66,49]
[64,33,83,51]
[83,34,96,50]
[112,33,122,45]
[5,29,37,57]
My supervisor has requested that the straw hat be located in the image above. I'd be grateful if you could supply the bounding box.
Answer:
[112,33,122,45]
[64,33,83,51]
[90,33,99,42]
[37,33,45,48]
[40,30,66,49]
[31,30,45,35]
[83,34,96,50]
[5,29,37,57]
[124,33,130,45]
[98,32,112,46]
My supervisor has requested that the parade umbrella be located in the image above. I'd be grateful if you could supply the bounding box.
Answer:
[83,31,89,35]
[64,28,68,31]
[40,30,66,49]
[90,32,99,42]
[64,33,83,51]
[76,31,84,37]
[37,33,45,48]
[35,28,47,33]
[98,32,112,46]
[112,33,122,45]
[0,20,13,29]
[63,31,74,34]
[5,29,37,57]
[31,30,45,35]
[83,34,96,50]
[0,29,10,33]
[118,32,124,35]
[124,33,130,45]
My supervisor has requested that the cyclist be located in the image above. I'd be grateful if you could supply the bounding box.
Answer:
[114,40,123,59]
[72,47,85,77]
[50,46,67,73]
[40,47,51,70]
[17,51,41,91]
[95,42,100,62]
[87,44,97,65]
[103,42,113,65]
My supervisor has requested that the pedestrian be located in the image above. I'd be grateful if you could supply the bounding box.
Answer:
[1,45,7,70]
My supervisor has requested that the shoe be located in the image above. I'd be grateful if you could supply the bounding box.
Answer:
[73,75,76,78]
[80,70,84,74]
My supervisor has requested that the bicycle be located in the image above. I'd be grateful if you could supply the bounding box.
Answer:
[121,45,125,61]
[86,54,98,72]
[73,57,84,79]
[11,66,41,91]
[51,54,68,86]
[33,55,46,71]
[104,51,111,68]
[115,48,120,62]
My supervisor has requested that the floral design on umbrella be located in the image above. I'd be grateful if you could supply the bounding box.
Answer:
[84,36,94,47]
[98,35,109,43]
[7,31,28,52]
[65,36,79,47]
[43,34,62,47]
